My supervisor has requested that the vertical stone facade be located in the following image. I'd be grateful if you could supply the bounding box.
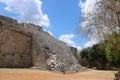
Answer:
[0,26,32,68]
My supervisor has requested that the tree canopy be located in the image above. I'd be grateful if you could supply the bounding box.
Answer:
[79,0,120,42]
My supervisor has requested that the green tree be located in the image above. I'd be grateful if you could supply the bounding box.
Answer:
[105,33,120,67]
[80,43,107,69]
[79,0,120,69]
[90,44,107,69]
[80,48,91,67]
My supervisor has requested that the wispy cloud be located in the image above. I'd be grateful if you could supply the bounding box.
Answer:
[79,0,98,14]
[59,34,82,51]
[84,40,98,48]
[0,0,50,27]
[59,34,75,46]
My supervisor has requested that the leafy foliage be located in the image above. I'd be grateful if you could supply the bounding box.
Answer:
[80,36,120,69]
[80,43,107,69]
[106,33,120,67]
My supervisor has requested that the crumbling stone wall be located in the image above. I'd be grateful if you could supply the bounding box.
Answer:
[70,47,77,58]
[0,15,81,72]
[0,25,32,68]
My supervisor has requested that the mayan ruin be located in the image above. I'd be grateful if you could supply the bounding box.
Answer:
[0,15,81,72]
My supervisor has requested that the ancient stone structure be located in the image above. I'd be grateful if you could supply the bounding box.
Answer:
[0,15,81,72]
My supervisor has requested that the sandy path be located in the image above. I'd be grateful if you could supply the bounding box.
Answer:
[0,68,116,80]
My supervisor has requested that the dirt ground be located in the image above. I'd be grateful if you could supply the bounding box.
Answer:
[0,68,116,80]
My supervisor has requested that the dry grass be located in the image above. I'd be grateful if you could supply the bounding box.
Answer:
[0,68,116,80]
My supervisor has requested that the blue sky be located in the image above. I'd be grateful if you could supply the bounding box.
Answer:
[0,0,92,50]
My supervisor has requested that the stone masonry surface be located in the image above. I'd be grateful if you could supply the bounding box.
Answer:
[0,15,81,72]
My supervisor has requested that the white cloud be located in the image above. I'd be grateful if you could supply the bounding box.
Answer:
[59,34,75,46]
[59,34,82,51]
[79,0,100,14]
[47,31,53,36]
[0,0,50,27]
[84,40,98,48]
[75,46,82,51]
[43,29,53,36]
[79,0,83,7]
